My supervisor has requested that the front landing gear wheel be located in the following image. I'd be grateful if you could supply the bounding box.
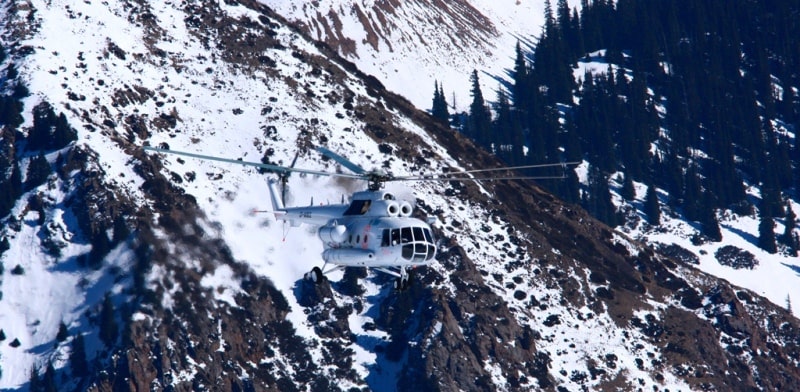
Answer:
[306,267,324,284]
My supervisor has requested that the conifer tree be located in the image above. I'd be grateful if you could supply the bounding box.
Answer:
[0,236,11,258]
[56,322,68,342]
[52,113,78,150]
[431,81,450,125]
[644,183,660,225]
[758,207,777,254]
[42,362,56,392]
[70,333,89,378]
[0,161,22,217]
[534,2,575,104]
[5,63,18,80]
[512,41,529,109]
[0,95,25,129]
[782,202,798,256]
[700,195,722,242]
[585,165,618,227]
[28,366,41,392]
[27,102,56,151]
[556,0,581,60]
[88,231,111,269]
[467,70,492,148]
[493,88,519,163]
[99,295,118,347]
[25,152,51,191]
[621,172,635,201]
[682,166,702,222]
[559,168,581,205]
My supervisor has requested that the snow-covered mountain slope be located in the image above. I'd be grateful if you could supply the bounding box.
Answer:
[1,0,799,391]
[272,1,800,320]
[573,53,800,316]
[265,0,573,111]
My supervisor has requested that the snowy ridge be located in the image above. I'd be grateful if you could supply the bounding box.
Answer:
[266,0,581,111]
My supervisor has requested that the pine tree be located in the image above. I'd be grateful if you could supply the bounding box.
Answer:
[782,202,798,256]
[27,102,56,151]
[70,333,89,378]
[430,81,450,125]
[99,295,118,347]
[493,88,519,163]
[559,167,581,205]
[585,165,618,227]
[512,41,529,109]
[621,172,635,201]
[0,95,25,129]
[467,70,492,148]
[42,362,56,392]
[51,113,78,150]
[25,152,52,191]
[787,294,793,315]
[682,165,703,222]
[644,184,660,225]
[758,208,777,254]
[88,231,111,269]
[56,321,68,342]
[0,236,9,256]
[700,196,722,242]
[28,366,41,392]
[0,162,24,218]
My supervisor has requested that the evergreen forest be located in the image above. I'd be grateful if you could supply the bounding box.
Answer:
[433,0,800,255]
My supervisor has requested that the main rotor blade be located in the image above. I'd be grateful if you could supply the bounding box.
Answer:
[392,161,580,181]
[315,146,366,174]
[143,146,363,179]
[389,175,569,182]
[443,161,581,176]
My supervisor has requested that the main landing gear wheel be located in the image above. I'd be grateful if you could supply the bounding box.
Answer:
[306,266,324,284]
[393,271,413,291]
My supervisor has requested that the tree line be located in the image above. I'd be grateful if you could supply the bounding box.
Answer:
[432,0,800,255]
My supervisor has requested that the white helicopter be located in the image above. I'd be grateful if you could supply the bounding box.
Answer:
[143,145,575,290]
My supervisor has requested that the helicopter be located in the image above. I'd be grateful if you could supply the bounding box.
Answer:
[143,145,576,290]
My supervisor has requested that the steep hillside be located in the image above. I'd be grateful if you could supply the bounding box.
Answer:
[0,1,799,391]
[274,0,800,317]
[265,0,561,110]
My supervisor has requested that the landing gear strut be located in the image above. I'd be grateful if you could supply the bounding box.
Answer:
[305,264,345,284]
[393,267,412,291]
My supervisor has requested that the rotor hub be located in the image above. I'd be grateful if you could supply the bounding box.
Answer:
[366,170,392,191]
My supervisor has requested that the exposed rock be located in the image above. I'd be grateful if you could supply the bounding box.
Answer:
[715,245,758,269]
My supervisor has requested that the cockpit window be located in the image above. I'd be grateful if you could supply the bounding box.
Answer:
[412,227,424,242]
[401,227,413,243]
[381,229,390,246]
[380,225,436,262]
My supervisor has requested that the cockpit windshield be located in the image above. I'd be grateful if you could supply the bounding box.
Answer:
[381,227,436,262]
